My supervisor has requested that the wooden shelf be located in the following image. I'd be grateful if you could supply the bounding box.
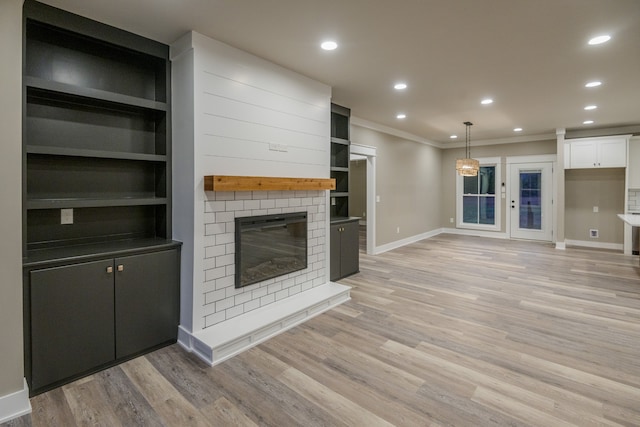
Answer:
[25,77,167,111]
[26,146,166,162]
[27,197,167,210]
[204,175,335,192]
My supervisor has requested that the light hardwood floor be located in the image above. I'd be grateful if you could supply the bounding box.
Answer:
[4,234,640,426]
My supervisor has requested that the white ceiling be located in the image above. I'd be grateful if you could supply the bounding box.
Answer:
[40,0,640,145]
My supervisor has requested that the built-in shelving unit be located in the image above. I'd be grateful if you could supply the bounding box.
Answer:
[22,0,181,396]
[23,1,172,256]
[329,103,359,280]
[330,104,351,218]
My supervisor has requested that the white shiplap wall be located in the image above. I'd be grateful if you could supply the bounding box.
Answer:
[193,32,330,179]
[171,31,333,337]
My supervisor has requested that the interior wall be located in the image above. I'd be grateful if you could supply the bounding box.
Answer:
[351,125,442,246]
[441,139,557,231]
[565,168,625,244]
[349,159,367,220]
[0,0,26,397]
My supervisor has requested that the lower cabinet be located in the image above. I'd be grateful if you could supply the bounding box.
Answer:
[26,247,180,394]
[330,218,360,281]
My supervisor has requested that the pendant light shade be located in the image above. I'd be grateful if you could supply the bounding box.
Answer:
[456,121,479,176]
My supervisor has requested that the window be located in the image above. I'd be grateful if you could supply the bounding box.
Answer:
[456,157,500,230]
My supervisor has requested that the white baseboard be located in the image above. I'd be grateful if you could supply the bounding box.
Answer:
[0,379,31,424]
[442,227,508,239]
[555,241,566,250]
[565,239,623,251]
[372,227,510,255]
[178,282,351,366]
[373,228,444,254]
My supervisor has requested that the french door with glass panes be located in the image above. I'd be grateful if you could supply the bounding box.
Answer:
[509,162,553,241]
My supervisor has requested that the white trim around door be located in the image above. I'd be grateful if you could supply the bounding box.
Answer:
[350,143,376,255]
[506,155,557,242]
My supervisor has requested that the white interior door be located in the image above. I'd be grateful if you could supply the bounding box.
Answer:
[509,162,553,241]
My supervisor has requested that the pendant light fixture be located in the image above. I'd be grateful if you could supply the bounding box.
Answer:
[456,121,479,176]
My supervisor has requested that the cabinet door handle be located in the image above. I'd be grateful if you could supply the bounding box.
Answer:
[117,264,124,272]
[106,266,113,274]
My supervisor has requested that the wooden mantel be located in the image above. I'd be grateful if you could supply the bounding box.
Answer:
[204,175,336,192]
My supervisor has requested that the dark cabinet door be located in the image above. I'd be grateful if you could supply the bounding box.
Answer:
[330,224,342,281]
[114,249,179,358]
[30,259,115,391]
[340,221,360,278]
[330,220,360,281]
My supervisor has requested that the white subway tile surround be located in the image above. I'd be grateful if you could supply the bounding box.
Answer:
[629,190,640,212]
[202,190,326,328]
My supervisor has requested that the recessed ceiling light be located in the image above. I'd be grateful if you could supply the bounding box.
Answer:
[481,98,493,105]
[583,120,594,125]
[584,105,597,110]
[396,113,406,119]
[320,40,338,50]
[450,135,458,139]
[513,128,523,132]
[585,81,602,88]
[588,35,610,45]
[394,83,407,90]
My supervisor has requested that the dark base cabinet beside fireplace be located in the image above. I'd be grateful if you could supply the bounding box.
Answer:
[23,243,181,395]
[330,218,360,281]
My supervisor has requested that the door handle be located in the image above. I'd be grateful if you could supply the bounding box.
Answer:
[117,264,124,272]
[106,266,113,274]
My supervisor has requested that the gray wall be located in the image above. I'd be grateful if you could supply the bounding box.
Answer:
[351,125,442,246]
[0,0,25,398]
[349,159,367,220]
[441,139,557,231]
[565,168,625,244]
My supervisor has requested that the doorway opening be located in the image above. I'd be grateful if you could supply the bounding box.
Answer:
[350,144,376,254]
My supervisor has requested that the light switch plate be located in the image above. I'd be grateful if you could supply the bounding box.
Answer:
[61,208,73,225]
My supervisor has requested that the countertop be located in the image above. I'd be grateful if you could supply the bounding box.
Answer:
[617,214,640,226]
[330,216,361,225]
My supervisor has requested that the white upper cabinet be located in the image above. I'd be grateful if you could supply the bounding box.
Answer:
[628,137,640,189]
[564,135,629,169]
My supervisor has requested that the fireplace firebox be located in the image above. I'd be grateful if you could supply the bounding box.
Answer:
[235,212,308,288]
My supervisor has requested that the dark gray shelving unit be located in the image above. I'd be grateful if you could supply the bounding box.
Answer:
[22,0,181,396]
[330,103,351,218]
[329,104,359,280]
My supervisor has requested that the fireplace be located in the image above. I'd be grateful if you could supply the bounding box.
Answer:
[235,212,308,288]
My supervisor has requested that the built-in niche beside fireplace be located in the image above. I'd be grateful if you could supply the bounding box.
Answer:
[235,212,308,288]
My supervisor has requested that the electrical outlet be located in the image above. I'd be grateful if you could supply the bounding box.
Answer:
[396,226,400,234]
[449,217,454,223]
[331,198,336,206]
[593,206,599,213]
[61,208,73,225]
[376,195,381,203]
[590,229,599,238]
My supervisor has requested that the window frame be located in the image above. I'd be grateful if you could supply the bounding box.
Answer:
[456,157,501,231]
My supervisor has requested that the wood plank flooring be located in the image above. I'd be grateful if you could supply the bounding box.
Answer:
[4,233,640,426]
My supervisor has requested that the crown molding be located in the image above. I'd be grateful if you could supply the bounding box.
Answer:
[350,116,443,148]
[350,117,555,149]
[565,124,640,140]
